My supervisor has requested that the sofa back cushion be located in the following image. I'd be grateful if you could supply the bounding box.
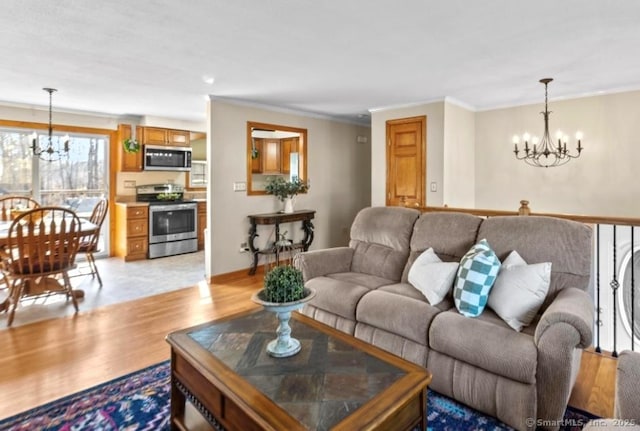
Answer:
[349,206,420,281]
[402,212,483,282]
[477,216,592,311]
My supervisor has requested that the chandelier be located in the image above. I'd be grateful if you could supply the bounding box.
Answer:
[512,78,583,168]
[31,88,70,162]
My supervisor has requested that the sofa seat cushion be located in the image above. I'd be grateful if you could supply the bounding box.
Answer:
[378,283,455,311]
[327,272,394,289]
[356,288,443,345]
[305,272,394,321]
[429,309,537,384]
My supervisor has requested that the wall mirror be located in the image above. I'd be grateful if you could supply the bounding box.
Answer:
[187,131,207,190]
[246,121,307,195]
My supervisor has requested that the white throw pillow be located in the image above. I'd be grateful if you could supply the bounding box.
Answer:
[488,250,552,331]
[408,248,459,305]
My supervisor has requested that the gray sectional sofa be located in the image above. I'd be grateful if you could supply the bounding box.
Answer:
[294,206,594,431]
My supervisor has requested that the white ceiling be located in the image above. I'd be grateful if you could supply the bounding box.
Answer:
[1,0,639,125]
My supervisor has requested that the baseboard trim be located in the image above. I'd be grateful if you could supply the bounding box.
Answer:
[210,264,266,284]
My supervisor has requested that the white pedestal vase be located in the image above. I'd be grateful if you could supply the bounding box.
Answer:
[251,288,316,357]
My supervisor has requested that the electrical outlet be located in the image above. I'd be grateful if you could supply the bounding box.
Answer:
[124,180,136,189]
[239,242,250,253]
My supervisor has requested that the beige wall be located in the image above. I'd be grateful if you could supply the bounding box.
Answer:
[443,100,475,208]
[370,102,445,207]
[475,90,640,217]
[206,98,371,276]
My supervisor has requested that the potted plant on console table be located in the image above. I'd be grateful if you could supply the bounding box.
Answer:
[251,265,315,357]
[265,177,309,214]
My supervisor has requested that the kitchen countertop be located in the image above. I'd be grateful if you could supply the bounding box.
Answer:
[115,201,149,207]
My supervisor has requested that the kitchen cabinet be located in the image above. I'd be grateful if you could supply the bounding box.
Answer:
[281,137,298,174]
[261,139,281,174]
[117,124,144,172]
[142,127,190,147]
[114,204,149,261]
[197,201,207,251]
[250,138,298,174]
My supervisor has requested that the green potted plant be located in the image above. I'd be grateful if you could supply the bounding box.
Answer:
[264,177,310,213]
[251,264,316,357]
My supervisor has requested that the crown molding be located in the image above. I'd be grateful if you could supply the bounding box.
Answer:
[368,97,446,113]
[476,84,640,112]
[443,96,477,112]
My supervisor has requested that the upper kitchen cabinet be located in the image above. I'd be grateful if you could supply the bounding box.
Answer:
[141,127,190,147]
[250,138,284,174]
[281,137,298,174]
[117,124,144,172]
[261,139,281,174]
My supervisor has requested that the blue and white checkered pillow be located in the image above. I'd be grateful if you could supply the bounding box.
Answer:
[454,239,501,317]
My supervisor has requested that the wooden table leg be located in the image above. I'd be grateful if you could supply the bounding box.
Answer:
[170,353,186,431]
[248,221,259,275]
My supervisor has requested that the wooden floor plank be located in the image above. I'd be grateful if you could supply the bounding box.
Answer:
[0,279,262,419]
[0,273,616,421]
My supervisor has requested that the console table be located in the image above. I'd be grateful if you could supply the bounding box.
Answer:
[247,209,315,275]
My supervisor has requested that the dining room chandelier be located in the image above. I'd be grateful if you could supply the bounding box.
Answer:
[31,87,70,162]
[512,78,583,168]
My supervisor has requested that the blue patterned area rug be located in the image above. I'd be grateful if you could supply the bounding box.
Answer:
[0,361,598,431]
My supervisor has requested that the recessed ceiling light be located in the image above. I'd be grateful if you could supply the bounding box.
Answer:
[203,76,215,85]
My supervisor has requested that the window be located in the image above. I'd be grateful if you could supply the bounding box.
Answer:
[0,129,32,195]
[1,126,110,253]
[1,127,108,209]
[188,160,207,188]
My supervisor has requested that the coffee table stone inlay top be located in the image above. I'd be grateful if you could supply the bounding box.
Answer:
[167,310,431,431]
[188,311,405,430]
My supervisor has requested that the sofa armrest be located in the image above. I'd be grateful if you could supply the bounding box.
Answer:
[534,287,594,349]
[616,350,640,422]
[294,247,354,281]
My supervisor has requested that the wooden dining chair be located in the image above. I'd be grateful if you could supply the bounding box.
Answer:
[76,198,108,286]
[0,196,40,312]
[2,207,82,326]
[0,195,40,221]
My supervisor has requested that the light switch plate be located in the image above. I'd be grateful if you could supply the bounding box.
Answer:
[233,182,247,192]
[124,180,136,189]
[430,182,437,192]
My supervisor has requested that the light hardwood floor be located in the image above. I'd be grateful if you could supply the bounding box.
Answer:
[0,270,617,421]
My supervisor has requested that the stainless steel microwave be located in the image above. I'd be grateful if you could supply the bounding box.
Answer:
[143,145,192,171]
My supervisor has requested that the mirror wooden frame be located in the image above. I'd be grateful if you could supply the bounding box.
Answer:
[246,121,308,196]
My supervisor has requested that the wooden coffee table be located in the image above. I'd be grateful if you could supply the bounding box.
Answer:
[166,309,432,431]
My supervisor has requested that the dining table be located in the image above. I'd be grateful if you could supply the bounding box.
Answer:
[0,218,99,313]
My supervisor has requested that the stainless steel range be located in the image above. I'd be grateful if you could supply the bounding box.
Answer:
[136,184,198,259]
